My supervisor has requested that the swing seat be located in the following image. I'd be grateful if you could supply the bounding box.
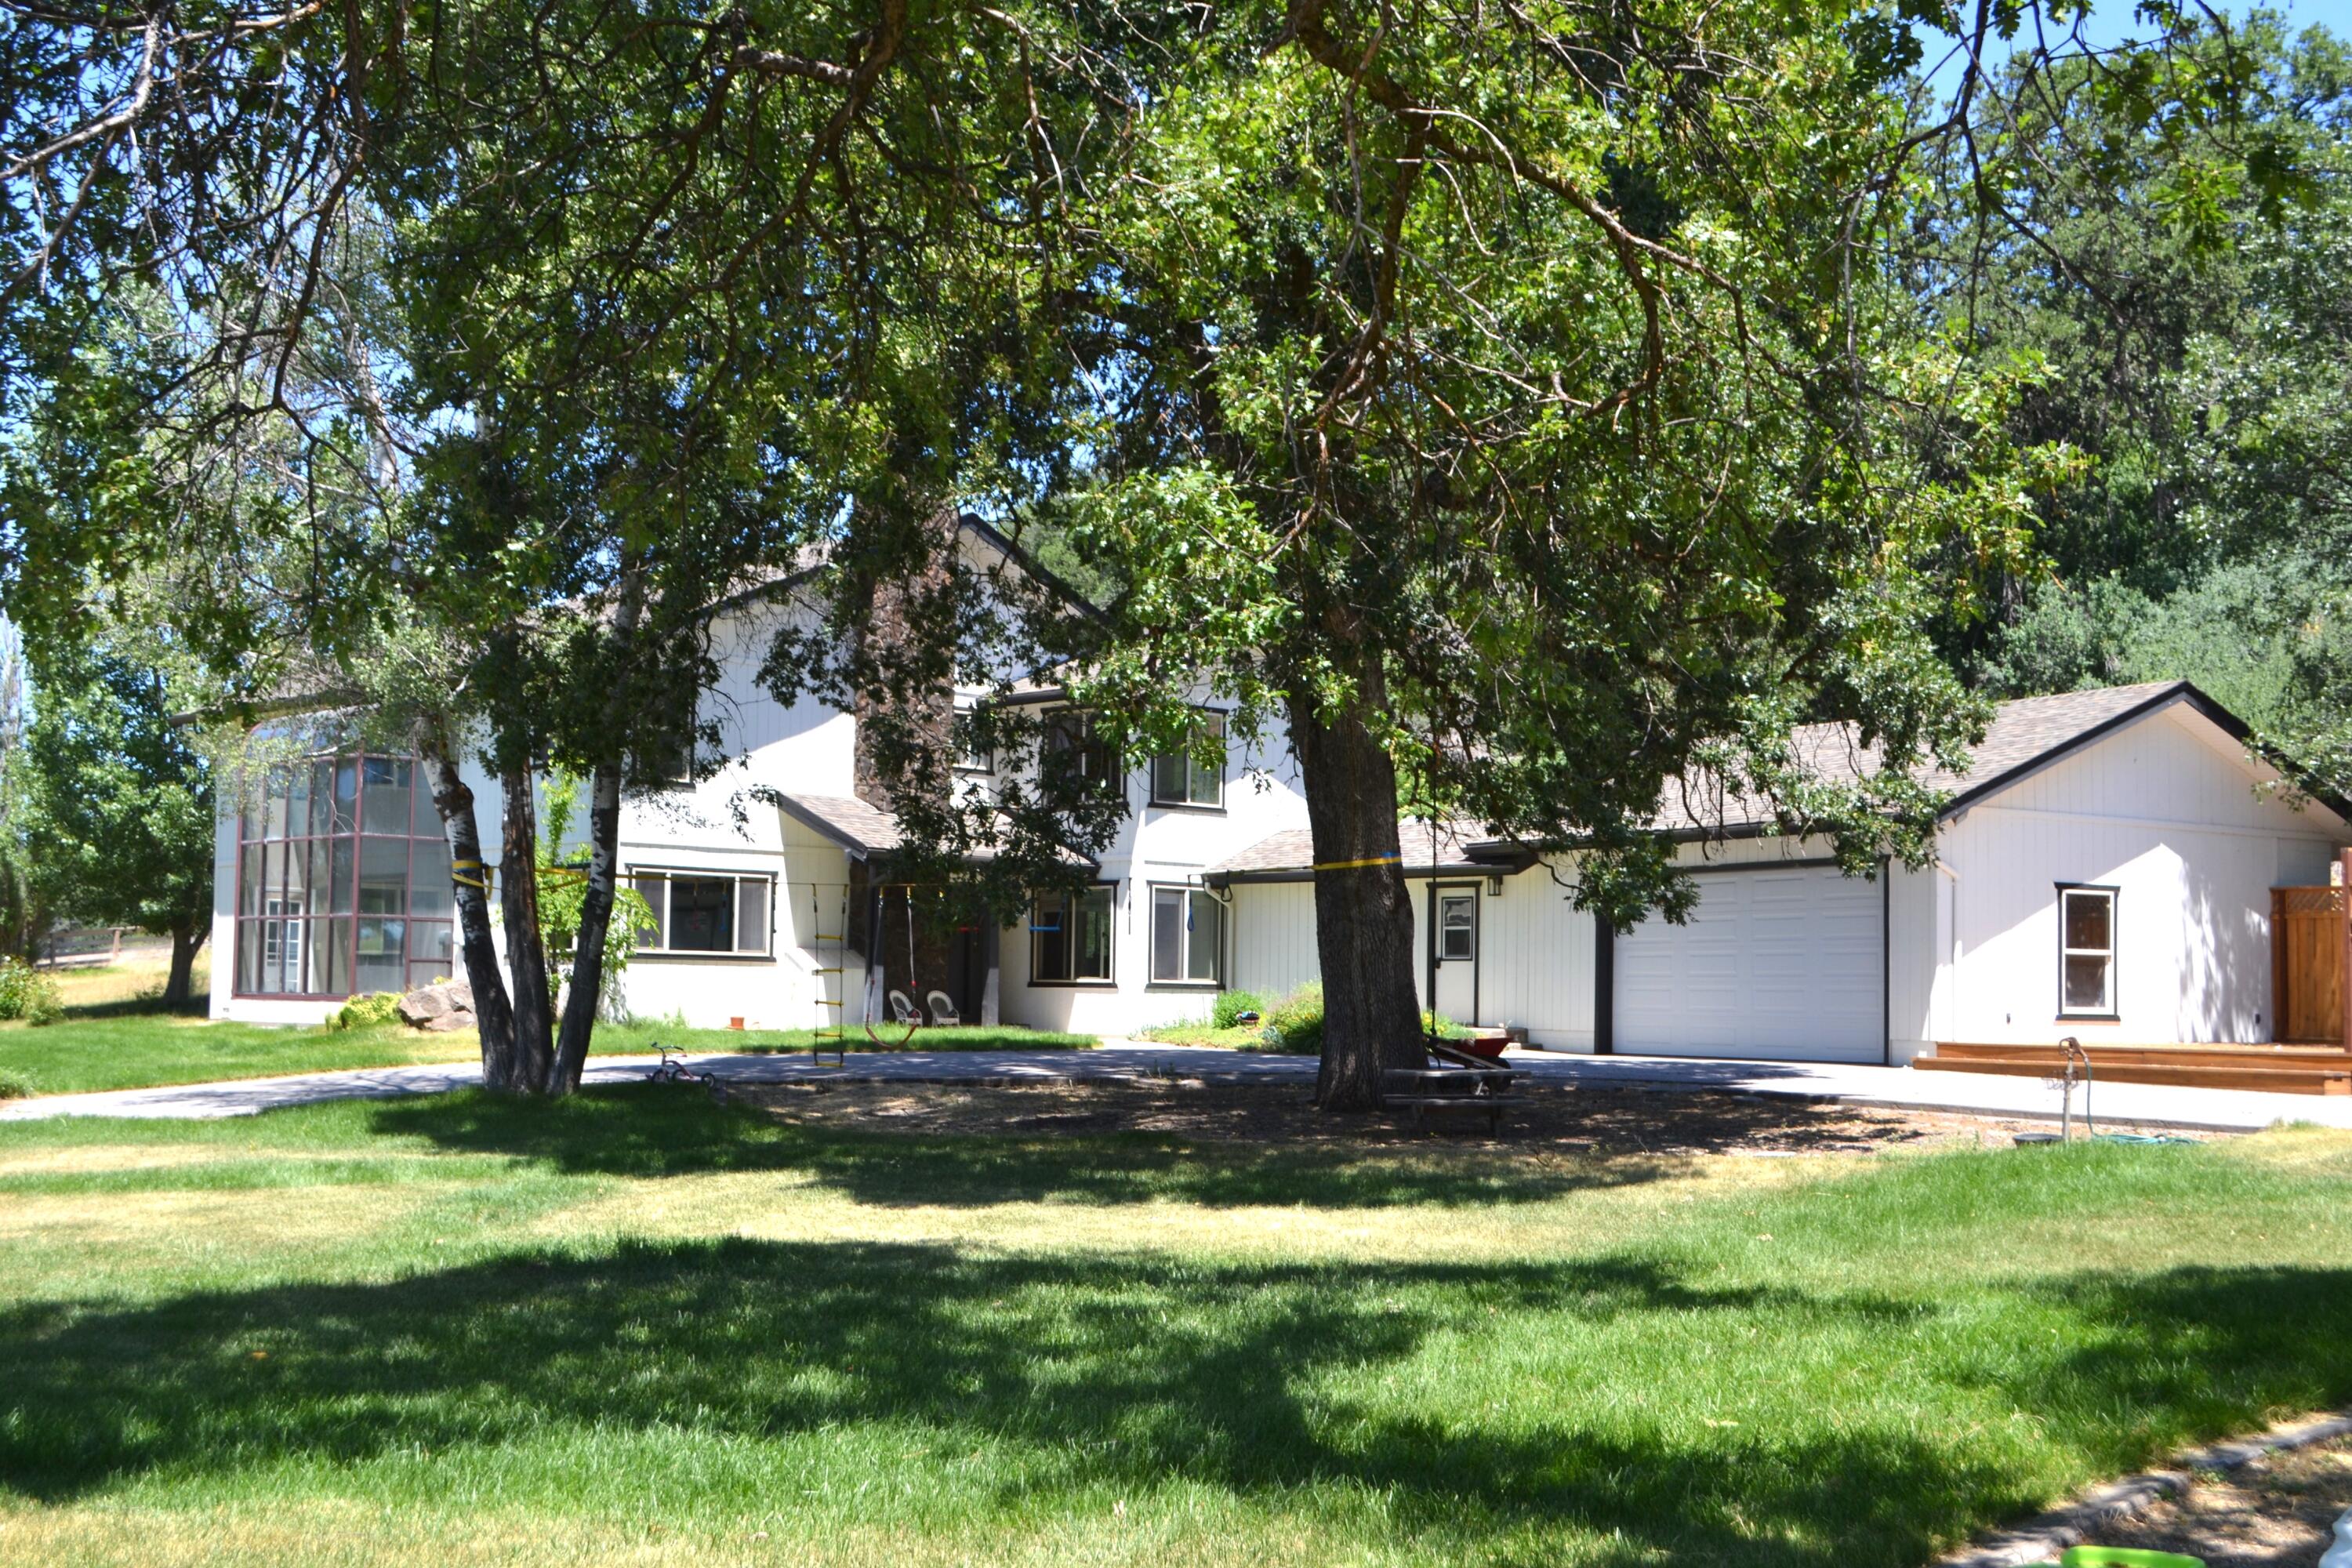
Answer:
[925,990,961,1026]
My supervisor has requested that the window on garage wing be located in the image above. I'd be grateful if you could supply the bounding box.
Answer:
[1150,886,1223,984]
[629,870,773,956]
[1437,892,1476,960]
[1149,712,1226,809]
[2058,885,2116,1016]
[1032,884,1115,982]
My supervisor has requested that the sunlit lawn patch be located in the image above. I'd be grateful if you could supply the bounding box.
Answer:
[0,1012,1091,1098]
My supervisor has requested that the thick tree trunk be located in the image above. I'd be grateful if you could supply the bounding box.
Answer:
[548,758,622,1095]
[1289,669,1427,1111]
[499,766,557,1092]
[162,925,205,1009]
[418,731,522,1090]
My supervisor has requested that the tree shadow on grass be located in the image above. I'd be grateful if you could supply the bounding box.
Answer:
[364,1087,1693,1209]
[60,998,204,1021]
[3,1240,2346,1564]
[1968,1262,2352,1472]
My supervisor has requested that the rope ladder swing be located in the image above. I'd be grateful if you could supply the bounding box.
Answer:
[862,883,924,1047]
[809,883,848,1066]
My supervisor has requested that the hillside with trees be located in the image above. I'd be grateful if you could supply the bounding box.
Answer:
[1930,17,2352,789]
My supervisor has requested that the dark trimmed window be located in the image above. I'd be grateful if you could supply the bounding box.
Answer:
[630,870,773,956]
[953,702,993,775]
[1032,884,1115,983]
[1149,713,1227,809]
[1150,886,1223,984]
[234,753,454,999]
[2058,884,2117,1017]
[1044,710,1122,799]
[1437,891,1477,960]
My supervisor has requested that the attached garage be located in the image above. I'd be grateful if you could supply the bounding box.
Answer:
[1211,683,2352,1068]
[1612,862,1886,1063]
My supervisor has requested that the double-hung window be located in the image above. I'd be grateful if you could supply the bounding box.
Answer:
[2057,884,2117,1018]
[1044,710,1122,800]
[953,700,993,775]
[630,869,774,956]
[1149,712,1227,809]
[1150,886,1223,985]
[1437,892,1476,960]
[1032,884,1115,983]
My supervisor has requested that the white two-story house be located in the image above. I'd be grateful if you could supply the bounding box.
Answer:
[212,520,2350,1067]
[209,519,1312,1036]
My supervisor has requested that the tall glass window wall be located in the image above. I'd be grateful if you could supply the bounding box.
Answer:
[234,754,456,998]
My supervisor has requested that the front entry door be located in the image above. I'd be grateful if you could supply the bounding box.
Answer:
[1431,886,1479,1026]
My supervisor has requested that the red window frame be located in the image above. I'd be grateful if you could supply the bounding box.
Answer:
[231,750,454,1001]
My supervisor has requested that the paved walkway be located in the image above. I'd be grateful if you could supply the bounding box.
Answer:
[4,1043,2350,1132]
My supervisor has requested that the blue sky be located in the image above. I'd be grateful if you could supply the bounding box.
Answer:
[1919,0,2352,96]
[2071,0,2351,47]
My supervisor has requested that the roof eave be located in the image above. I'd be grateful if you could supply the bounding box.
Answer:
[773,795,895,859]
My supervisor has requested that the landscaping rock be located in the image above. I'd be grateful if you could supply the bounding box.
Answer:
[396,981,476,1033]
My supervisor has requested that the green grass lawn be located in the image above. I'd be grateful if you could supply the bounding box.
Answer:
[0,968,1094,1099]
[2,1089,2348,1567]
[1136,1019,1290,1050]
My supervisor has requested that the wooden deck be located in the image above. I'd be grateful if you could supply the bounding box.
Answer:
[1915,1041,2352,1095]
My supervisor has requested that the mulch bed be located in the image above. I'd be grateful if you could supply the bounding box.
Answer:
[731,1076,2219,1157]
[2083,1437,2352,1566]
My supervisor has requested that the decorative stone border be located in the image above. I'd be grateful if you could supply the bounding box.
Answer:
[1940,1410,2352,1568]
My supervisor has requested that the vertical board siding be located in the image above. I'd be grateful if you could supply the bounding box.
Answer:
[1230,882,1323,1001]
[1994,703,2336,836]
[1946,810,2299,1043]
[1476,866,1597,1048]
[1229,866,1598,1047]
[1885,862,1940,1063]
[1940,709,2344,1046]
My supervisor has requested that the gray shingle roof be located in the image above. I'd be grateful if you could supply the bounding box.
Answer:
[775,790,1098,868]
[1920,681,2194,799]
[1212,681,2220,878]
[775,793,905,856]
[1647,681,2203,836]
[1207,820,1508,878]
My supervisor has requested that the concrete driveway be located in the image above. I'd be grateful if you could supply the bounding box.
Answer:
[5,1042,2350,1133]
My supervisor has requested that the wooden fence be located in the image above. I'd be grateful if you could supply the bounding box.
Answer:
[2274,884,2350,1045]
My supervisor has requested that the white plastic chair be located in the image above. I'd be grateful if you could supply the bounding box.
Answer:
[926,989,961,1026]
[887,989,920,1025]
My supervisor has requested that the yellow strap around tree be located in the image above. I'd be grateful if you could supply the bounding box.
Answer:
[1312,853,1403,872]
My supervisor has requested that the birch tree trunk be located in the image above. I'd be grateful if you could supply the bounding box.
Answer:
[418,730,523,1090]
[548,757,623,1094]
[499,765,557,1092]
[1288,655,1426,1110]
[546,553,646,1094]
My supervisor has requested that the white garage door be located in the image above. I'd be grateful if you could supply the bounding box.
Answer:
[1616,865,1883,1062]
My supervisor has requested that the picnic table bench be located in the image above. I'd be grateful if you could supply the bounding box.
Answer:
[1382,1038,1525,1133]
